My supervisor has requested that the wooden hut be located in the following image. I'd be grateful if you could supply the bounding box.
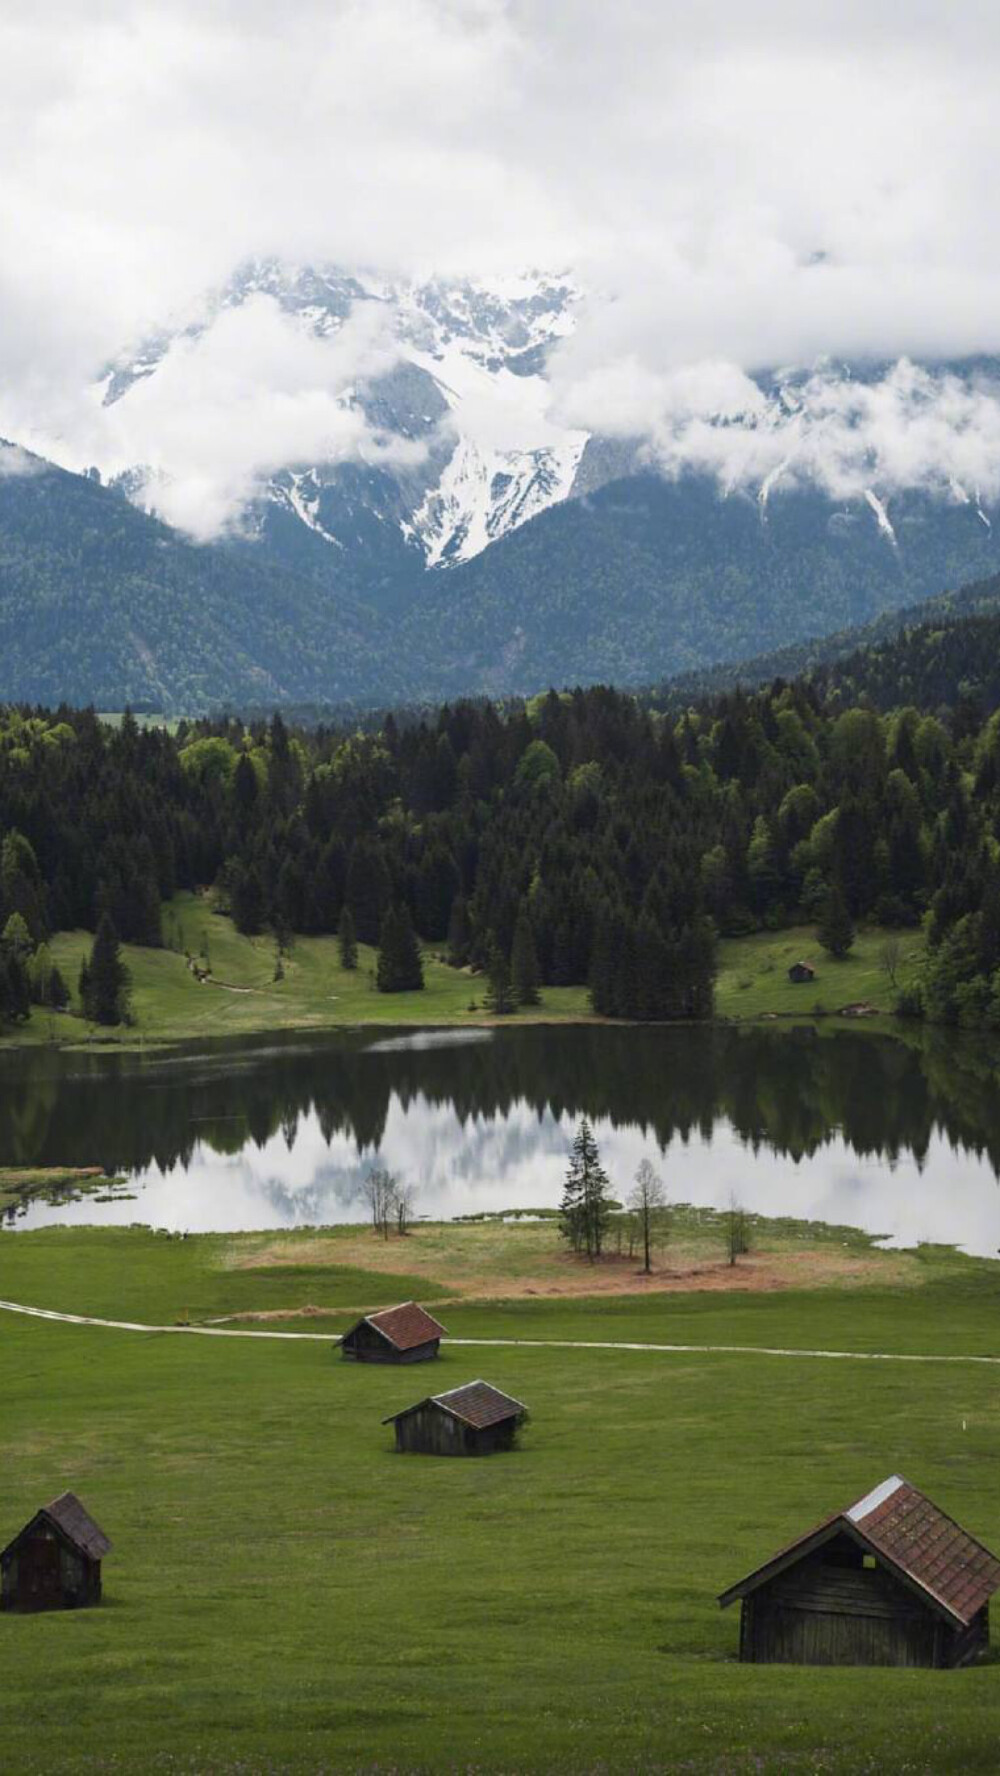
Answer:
[719,1474,1000,1668]
[339,1301,447,1364]
[1,1492,111,1613]
[384,1379,527,1456]
[787,961,816,983]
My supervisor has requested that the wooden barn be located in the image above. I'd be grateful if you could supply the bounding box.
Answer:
[1,1492,111,1614]
[787,961,816,983]
[719,1474,1000,1668]
[339,1301,447,1364]
[384,1379,527,1456]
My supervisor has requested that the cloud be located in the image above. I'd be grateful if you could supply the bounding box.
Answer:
[0,443,43,479]
[554,357,1000,509]
[5,1,1000,525]
[85,295,424,541]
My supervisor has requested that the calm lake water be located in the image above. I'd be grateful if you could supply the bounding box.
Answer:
[2,1024,999,1255]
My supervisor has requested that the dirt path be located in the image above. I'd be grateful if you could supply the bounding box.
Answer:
[1,1297,998,1365]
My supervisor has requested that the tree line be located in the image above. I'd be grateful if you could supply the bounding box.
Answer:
[3,637,1000,1028]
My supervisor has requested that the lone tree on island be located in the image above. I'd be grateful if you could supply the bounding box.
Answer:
[362,1166,397,1240]
[724,1193,752,1267]
[629,1158,667,1275]
[819,884,855,959]
[560,1119,612,1262]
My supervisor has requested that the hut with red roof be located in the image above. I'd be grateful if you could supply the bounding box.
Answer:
[339,1301,447,1364]
[719,1474,1000,1668]
[1,1492,111,1613]
[383,1380,527,1456]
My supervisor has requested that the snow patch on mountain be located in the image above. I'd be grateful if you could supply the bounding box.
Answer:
[101,261,585,569]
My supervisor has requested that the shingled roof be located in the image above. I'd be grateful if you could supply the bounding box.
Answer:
[361,1302,448,1352]
[383,1379,526,1428]
[2,1492,111,1563]
[719,1475,1000,1627]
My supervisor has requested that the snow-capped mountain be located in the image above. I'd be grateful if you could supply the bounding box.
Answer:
[101,261,587,582]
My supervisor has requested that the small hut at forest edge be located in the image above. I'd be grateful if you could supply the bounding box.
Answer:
[384,1379,527,1456]
[339,1301,447,1364]
[1,1492,111,1613]
[719,1474,1000,1668]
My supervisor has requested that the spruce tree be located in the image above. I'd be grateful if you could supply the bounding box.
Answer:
[446,895,470,966]
[483,938,515,1014]
[819,884,855,959]
[338,906,358,970]
[81,914,131,1025]
[560,1119,612,1261]
[376,904,424,993]
[511,906,540,1006]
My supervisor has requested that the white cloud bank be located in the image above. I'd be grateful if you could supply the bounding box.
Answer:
[6,1,1000,534]
[93,296,423,540]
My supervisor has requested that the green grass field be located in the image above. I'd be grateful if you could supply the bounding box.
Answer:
[0,1223,998,1773]
[11,892,591,1049]
[2,894,927,1051]
[714,924,925,1020]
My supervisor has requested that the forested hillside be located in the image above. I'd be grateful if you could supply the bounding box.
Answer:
[6,438,1000,712]
[650,573,1000,711]
[398,475,1000,697]
[0,447,411,709]
[2,644,1000,1030]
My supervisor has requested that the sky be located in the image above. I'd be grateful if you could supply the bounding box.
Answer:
[4,0,1000,535]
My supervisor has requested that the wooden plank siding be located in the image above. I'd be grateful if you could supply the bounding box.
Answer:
[739,1539,983,1667]
[392,1404,519,1457]
[340,1321,439,1364]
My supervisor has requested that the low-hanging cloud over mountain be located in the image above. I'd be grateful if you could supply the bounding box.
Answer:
[6,1,1000,536]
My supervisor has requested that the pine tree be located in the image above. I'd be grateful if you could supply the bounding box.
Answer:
[446,895,470,966]
[560,1119,612,1261]
[81,913,131,1026]
[483,938,515,1014]
[376,904,424,993]
[510,907,540,1006]
[230,862,265,936]
[819,884,855,959]
[27,943,69,1009]
[338,906,358,970]
[347,839,392,945]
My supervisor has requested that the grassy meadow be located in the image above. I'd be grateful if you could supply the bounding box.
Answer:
[2,891,926,1050]
[0,1222,999,1772]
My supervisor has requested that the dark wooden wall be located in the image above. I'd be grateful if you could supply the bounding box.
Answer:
[1,1528,102,1612]
[392,1406,518,1456]
[341,1323,439,1363]
[738,1536,976,1668]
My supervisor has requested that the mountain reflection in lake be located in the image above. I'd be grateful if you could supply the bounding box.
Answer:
[2,1024,999,1254]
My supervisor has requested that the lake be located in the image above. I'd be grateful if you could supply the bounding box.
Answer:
[2,1024,999,1255]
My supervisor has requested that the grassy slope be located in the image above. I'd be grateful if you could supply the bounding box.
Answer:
[4,895,926,1049]
[714,924,925,1020]
[0,1241,998,1774]
[10,892,590,1048]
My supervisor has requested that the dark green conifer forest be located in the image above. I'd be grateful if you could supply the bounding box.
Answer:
[3,600,1000,1030]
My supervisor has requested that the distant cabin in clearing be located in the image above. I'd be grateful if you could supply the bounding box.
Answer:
[719,1474,1000,1668]
[788,961,816,983]
[339,1301,447,1364]
[1,1492,111,1614]
[384,1380,528,1456]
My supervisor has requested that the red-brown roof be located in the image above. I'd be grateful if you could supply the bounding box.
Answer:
[365,1301,448,1351]
[384,1379,526,1429]
[719,1475,1000,1626]
[2,1492,111,1563]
